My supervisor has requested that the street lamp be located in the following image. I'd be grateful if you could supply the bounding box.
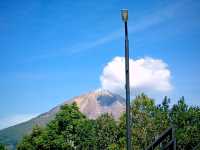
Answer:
[121,9,132,150]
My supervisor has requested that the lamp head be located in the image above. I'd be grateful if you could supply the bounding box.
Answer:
[121,9,128,22]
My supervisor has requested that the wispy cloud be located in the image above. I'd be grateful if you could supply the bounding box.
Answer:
[128,0,190,33]
[0,114,38,130]
[26,0,191,62]
[66,0,191,50]
[70,0,192,54]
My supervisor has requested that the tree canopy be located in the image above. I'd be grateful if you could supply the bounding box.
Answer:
[0,144,7,150]
[17,95,200,150]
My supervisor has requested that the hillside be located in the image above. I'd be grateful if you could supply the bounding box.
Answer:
[0,90,125,149]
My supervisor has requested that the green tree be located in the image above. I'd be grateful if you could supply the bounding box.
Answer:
[131,93,158,149]
[170,97,200,149]
[74,119,96,149]
[17,125,45,150]
[95,113,119,150]
[0,144,7,150]
[118,94,156,149]
[17,103,93,150]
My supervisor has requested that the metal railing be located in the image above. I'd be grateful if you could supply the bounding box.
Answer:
[146,127,176,150]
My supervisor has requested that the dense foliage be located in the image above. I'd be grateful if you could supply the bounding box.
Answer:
[17,95,200,150]
[0,143,7,150]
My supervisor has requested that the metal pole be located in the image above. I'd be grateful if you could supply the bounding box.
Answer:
[124,20,132,150]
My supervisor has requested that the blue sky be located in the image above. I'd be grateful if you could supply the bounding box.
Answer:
[0,0,200,129]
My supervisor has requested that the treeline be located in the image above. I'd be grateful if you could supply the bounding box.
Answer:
[16,94,200,150]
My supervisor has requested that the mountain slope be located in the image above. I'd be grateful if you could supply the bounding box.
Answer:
[0,90,125,149]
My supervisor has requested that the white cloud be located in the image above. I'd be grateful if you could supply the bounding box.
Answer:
[100,56,172,97]
[0,114,38,130]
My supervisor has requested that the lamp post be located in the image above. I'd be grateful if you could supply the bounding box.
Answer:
[121,9,132,150]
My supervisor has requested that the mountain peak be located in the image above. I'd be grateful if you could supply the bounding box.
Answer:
[94,89,113,95]
[68,90,125,119]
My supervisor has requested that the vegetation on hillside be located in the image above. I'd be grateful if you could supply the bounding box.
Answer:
[17,94,200,150]
[0,143,7,150]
